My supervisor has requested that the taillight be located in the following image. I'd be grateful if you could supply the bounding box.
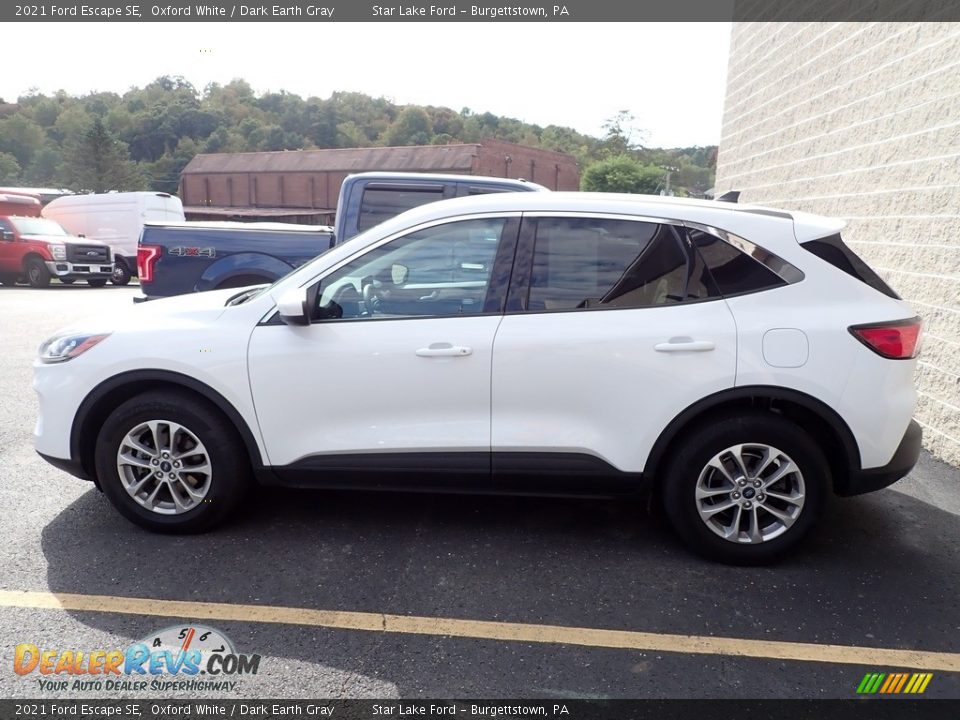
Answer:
[137,245,161,284]
[849,317,922,359]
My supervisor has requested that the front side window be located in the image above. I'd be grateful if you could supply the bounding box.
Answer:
[526,217,710,311]
[313,217,506,321]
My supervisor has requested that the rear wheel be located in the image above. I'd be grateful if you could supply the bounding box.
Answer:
[94,390,252,533]
[25,257,51,288]
[87,278,109,287]
[662,414,828,565]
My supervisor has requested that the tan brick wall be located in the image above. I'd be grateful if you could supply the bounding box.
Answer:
[716,22,960,466]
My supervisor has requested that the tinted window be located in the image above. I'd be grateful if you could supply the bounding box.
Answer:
[357,186,445,232]
[314,217,506,321]
[526,218,710,311]
[802,233,899,300]
[689,229,787,296]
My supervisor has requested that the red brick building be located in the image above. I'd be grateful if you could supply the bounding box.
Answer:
[179,139,580,224]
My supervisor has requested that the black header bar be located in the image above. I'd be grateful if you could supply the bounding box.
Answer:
[4,0,960,22]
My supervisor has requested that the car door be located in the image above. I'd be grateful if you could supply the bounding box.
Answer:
[0,217,19,273]
[247,214,519,488]
[490,213,739,491]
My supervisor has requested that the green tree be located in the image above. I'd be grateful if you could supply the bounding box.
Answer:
[59,117,146,192]
[0,115,47,167]
[581,155,664,194]
[0,152,21,183]
[382,106,432,146]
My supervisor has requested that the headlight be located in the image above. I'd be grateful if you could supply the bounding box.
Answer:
[50,244,66,261]
[38,333,110,363]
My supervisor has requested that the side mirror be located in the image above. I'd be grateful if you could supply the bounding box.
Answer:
[275,287,311,326]
[1,231,14,242]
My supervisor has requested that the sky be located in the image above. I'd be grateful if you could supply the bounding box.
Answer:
[5,22,731,148]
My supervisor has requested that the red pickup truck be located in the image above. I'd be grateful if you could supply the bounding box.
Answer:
[0,215,114,288]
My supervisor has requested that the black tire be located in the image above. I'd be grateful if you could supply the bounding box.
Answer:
[59,278,76,285]
[0,273,18,286]
[111,262,132,286]
[25,257,51,288]
[662,413,828,565]
[94,390,252,533]
[87,278,109,287]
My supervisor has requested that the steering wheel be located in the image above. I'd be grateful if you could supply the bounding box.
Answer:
[361,278,383,315]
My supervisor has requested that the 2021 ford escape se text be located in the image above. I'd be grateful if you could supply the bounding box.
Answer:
[33,193,923,564]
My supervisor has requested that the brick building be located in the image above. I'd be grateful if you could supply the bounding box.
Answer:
[715,23,960,465]
[179,139,579,224]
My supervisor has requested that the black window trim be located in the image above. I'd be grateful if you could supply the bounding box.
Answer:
[683,220,805,286]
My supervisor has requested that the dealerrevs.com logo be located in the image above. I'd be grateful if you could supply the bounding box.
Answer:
[14,624,260,693]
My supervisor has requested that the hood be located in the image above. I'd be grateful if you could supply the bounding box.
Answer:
[22,234,110,247]
[49,287,248,337]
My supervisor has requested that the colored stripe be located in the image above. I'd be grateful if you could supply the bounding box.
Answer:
[917,673,933,693]
[2,590,960,671]
[856,673,874,693]
[868,673,887,693]
[904,674,920,693]
[893,673,910,693]
[879,674,896,693]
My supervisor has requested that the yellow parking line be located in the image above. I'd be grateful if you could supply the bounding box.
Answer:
[1,589,958,671]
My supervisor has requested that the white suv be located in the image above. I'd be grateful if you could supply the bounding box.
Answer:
[34,193,922,563]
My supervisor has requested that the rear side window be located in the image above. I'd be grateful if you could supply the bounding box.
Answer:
[688,228,788,296]
[357,186,445,232]
[802,233,899,299]
[526,218,712,311]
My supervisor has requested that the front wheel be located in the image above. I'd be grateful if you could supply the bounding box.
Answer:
[94,390,252,533]
[25,258,51,288]
[662,414,828,565]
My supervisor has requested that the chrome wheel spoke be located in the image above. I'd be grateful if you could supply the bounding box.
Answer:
[747,506,762,543]
[760,460,797,489]
[118,452,154,470]
[761,503,795,525]
[695,484,733,499]
[706,457,736,485]
[764,489,804,507]
[729,445,751,481]
[722,505,743,539]
[700,499,737,517]
[122,435,157,458]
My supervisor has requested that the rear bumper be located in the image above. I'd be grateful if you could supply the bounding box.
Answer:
[837,419,922,497]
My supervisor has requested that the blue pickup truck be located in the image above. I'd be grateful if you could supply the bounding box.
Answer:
[137,172,546,300]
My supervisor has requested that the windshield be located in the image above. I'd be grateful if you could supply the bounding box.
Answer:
[9,217,69,236]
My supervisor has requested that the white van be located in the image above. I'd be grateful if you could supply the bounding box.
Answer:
[42,192,185,285]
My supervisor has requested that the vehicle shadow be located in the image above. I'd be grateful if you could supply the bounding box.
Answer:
[36,480,960,697]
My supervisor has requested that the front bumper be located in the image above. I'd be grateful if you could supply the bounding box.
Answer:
[836,419,922,497]
[37,451,92,482]
[45,260,113,279]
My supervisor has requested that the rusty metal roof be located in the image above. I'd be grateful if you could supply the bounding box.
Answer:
[183,145,482,175]
[183,206,335,218]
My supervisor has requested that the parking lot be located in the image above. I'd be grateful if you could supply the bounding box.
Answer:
[1,284,958,699]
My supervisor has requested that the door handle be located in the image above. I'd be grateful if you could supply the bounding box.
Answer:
[416,343,473,358]
[654,338,716,352]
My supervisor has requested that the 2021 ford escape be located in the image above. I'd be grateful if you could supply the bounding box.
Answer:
[34,192,922,563]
